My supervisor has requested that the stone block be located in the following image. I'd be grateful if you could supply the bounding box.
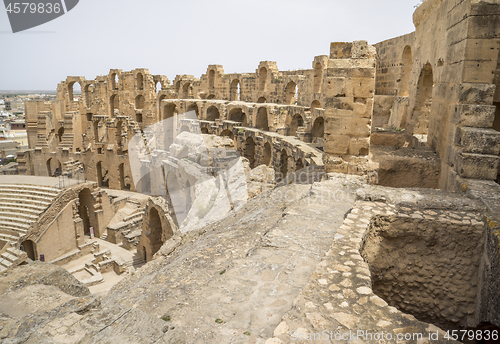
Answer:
[347,78,375,98]
[326,117,351,135]
[456,153,500,180]
[456,127,500,155]
[353,98,373,119]
[325,107,352,118]
[330,42,352,59]
[324,77,346,98]
[451,104,496,127]
[458,83,495,105]
[349,137,370,155]
[325,134,349,155]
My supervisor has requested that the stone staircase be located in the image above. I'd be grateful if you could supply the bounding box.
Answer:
[0,246,28,273]
[126,252,145,268]
[0,184,61,246]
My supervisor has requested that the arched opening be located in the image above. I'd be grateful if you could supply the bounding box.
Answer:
[229,108,245,123]
[155,81,162,93]
[257,97,267,103]
[313,62,323,93]
[57,127,64,143]
[230,79,241,101]
[21,240,36,260]
[295,159,304,171]
[285,81,297,105]
[46,158,52,176]
[96,161,104,187]
[93,121,100,142]
[68,81,81,102]
[221,129,234,140]
[289,114,304,137]
[180,125,190,133]
[148,208,164,257]
[55,160,62,176]
[206,105,220,121]
[182,82,192,99]
[137,73,144,90]
[175,81,181,94]
[410,63,433,136]
[280,149,288,180]
[116,120,123,146]
[166,172,182,226]
[111,73,119,90]
[312,117,325,145]
[311,100,322,109]
[201,127,209,134]
[164,103,177,120]
[207,94,216,99]
[259,67,267,92]
[209,70,215,89]
[263,142,272,166]
[119,163,130,190]
[244,137,256,168]
[187,103,199,117]
[399,46,413,97]
[110,94,119,115]
[256,108,269,131]
[78,188,96,237]
[135,95,145,109]
[84,84,93,108]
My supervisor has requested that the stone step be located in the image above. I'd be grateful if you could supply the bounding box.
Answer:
[0,233,20,242]
[0,216,32,228]
[0,184,61,194]
[0,188,59,199]
[122,212,144,223]
[0,227,27,237]
[0,195,55,205]
[0,202,47,213]
[0,205,45,216]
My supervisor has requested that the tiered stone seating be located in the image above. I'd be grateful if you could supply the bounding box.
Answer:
[0,184,61,244]
[0,246,27,273]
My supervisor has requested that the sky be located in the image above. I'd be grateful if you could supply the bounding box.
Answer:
[0,0,417,91]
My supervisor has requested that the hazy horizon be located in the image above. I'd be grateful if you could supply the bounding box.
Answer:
[0,0,417,90]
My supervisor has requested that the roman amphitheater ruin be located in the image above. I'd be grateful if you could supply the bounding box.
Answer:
[1,0,499,343]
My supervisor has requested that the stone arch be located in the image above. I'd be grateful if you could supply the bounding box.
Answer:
[116,120,123,146]
[256,108,269,131]
[295,158,304,170]
[311,100,322,109]
[221,129,234,140]
[313,62,323,93]
[180,125,190,133]
[207,94,216,99]
[399,46,413,97]
[244,136,256,168]
[229,108,247,126]
[262,141,272,166]
[257,97,267,103]
[182,82,192,98]
[259,67,267,92]
[111,73,119,90]
[209,70,215,89]
[118,163,130,190]
[289,114,304,137]
[230,79,241,101]
[68,81,81,102]
[93,121,100,142]
[155,81,162,93]
[280,149,288,180]
[164,103,177,120]
[175,80,181,94]
[410,63,433,135]
[135,95,145,109]
[137,72,144,90]
[21,240,36,260]
[285,81,297,105]
[110,94,119,115]
[96,161,105,187]
[312,117,325,144]
[398,45,413,97]
[201,127,209,134]
[57,127,64,143]
[147,207,164,257]
[55,160,62,176]
[78,188,97,237]
[84,84,93,108]
[46,158,52,176]
[206,105,220,121]
[187,103,199,117]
